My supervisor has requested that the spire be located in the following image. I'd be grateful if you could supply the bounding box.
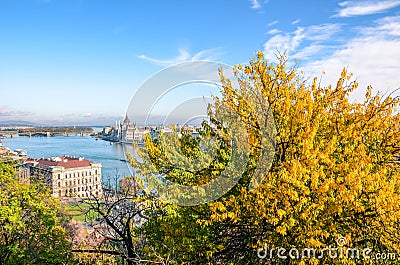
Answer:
[123,114,131,125]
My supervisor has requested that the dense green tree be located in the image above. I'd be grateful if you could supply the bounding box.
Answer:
[0,159,72,264]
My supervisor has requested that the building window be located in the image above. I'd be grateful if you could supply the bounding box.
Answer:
[59,190,62,197]
[78,187,80,192]
[78,179,80,185]
[58,174,61,179]
[95,170,98,175]
[58,182,61,187]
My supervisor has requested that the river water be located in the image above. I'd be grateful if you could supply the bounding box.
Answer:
[1,134,138,182]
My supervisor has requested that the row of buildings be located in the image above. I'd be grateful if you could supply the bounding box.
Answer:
[0,140,27,159]
[1,139,103,199]
[102,115,160,144]
[101,115,200,144]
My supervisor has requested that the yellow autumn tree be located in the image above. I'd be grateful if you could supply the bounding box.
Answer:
[130,51,400,264]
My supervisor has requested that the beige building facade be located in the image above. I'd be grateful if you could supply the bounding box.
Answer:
[28,156,102,198]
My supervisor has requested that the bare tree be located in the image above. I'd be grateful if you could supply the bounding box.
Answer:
[71,174,167,265]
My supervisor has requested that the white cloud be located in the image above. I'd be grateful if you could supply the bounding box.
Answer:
[266,28,281,35]
[263,34,293,60]
[0,106,14,117]
[263,23,342,61]
[266,20,278,27]
[292,19,301,25]
[304,39,400,100]
[262,14,400,100]
[360,15,400,36]
[138,48,223,66]
[0,105,33,117]
[292,44,327,60]
[334,0,400,17]
[302,24,342,41]
[250,0,261,10]
[303,15,400,100]
[138,49,190,66]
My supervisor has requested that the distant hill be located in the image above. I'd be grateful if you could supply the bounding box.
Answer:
[0,120,44,127]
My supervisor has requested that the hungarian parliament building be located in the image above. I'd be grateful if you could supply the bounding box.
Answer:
[102,116,200,144]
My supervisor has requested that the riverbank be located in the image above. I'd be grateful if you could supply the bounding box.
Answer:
[1,134,136,180]
[16,126,94,137]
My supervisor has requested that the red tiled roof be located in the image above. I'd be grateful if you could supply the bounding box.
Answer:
[36,156,94,169]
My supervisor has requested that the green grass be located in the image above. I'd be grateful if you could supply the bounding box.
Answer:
[64,203,100,222]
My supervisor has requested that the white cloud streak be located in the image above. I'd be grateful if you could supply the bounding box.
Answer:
[266,20,278,27]
[334,0,400,17]
[292,19,301,25]
[138,48,223,66]
[250,0,261,10]
[266,29,281,35]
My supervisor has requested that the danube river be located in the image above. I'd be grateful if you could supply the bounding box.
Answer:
[2,134,138,182]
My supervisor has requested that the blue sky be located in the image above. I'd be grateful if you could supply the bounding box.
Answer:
[0,0,399,125]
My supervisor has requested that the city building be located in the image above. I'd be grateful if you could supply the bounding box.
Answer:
[103,116,203,144]
[104,115,201,144]
[0,145,25,160]
[16,164,30,184]
[106,115,151,144]
[27,156,102,199]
